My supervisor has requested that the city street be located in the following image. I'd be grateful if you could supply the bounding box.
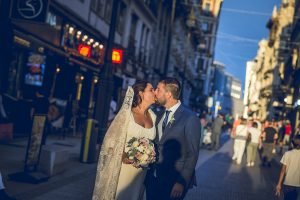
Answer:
[0,134,282,200]
[0,0,299,199]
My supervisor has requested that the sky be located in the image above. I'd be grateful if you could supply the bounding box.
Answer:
[215,0,281,87]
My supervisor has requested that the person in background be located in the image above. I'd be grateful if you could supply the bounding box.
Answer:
[283,120,292,146]
[199,115,207,148]
[277,120,286,154]
[232,118,248,165]
[205,111,213,124]
[253,117,262,132]
[231,116,241,139]
[296,124,300,135]
[261,121,278,167]
[203,125,212,148]
[276,135,300,200]
[211,113,224,150]
[246,122,261,167]
[0,172,16,200]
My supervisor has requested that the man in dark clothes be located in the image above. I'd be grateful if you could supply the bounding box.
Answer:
[262,121,278,167]
[211,113,224,150]
[277,120,285,154]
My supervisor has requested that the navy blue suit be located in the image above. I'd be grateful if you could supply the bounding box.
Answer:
[146,105,201,200]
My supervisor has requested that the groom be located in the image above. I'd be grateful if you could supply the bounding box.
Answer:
[146,77,201,200]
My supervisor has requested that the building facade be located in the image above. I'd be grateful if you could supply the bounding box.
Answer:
[211,61,243,117]
[245,0,300,131]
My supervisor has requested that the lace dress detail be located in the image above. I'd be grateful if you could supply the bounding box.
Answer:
[116,110,156,200]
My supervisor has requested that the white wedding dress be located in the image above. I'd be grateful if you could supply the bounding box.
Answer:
[115,110,156,200]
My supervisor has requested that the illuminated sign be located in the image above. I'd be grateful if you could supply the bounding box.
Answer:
[78,44,91,57]
[12,0,49,22]
[112,49,123,64]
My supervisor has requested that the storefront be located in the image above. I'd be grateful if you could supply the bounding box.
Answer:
[0,1,106,136]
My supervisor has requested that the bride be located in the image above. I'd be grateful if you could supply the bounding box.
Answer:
[93,80,156,200]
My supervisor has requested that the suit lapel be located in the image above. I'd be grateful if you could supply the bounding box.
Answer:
[160,105,184,142]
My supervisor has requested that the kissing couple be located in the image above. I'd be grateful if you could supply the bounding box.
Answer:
[92,77,201,200]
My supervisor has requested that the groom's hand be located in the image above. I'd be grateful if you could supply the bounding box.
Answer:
[170,183,184,199]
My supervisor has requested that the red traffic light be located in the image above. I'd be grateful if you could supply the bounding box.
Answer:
[112,49,123,64]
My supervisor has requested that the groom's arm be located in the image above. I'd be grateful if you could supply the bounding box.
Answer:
[176,114,201,187]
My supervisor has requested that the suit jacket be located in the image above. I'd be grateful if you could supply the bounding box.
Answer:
[154,105,201,188]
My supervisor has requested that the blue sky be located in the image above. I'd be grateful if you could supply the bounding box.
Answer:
[215,0,281,87]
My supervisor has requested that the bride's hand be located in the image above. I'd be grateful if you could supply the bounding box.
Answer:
[122,153,134,165]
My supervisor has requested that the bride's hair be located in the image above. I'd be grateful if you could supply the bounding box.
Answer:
[132,80,149,108]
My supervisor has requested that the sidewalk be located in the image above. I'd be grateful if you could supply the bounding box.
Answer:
[1,133,283,200]
[0,135,97,200]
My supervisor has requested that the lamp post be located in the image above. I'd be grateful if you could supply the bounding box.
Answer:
[94,0,120,144]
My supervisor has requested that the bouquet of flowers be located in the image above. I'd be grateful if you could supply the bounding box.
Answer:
[125,137,156,168]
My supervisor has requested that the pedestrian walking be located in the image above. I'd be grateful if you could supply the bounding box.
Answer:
[261,121,278,167]
[276,135,300,200]
[277,120,286,154]
[232,118,248,165]
[283,120,292,146]
[246,122,261,167]
[199,115,207,148]
[211,113,224,150]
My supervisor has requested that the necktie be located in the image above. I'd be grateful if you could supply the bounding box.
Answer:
[162,110,171,132]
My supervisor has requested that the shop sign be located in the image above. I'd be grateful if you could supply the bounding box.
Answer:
[112,49,123,64]
[61,24,104,65]
[11,0,49,22]
[78,44,91,58]
[25,115,46,171]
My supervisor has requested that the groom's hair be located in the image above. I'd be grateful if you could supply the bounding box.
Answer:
[159,77,181,100]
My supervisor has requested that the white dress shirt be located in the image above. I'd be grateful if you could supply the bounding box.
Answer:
[158,101,181,140]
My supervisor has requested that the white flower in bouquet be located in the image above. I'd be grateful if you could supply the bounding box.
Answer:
[125,137,156,169]
[132,141,139,148]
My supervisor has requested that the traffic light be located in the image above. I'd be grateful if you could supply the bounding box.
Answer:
[112,49,123,64]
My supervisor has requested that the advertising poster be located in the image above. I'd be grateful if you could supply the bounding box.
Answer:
[25,115,46,171]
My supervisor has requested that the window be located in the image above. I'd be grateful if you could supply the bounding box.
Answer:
[204,3,211,11]
[104,0,112,22]
[201,22,208,31]
[117,2,126,34]
[46,11,62,31]
[130,14,138,39]
[91,0,105,18]
[91,0,97,11]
